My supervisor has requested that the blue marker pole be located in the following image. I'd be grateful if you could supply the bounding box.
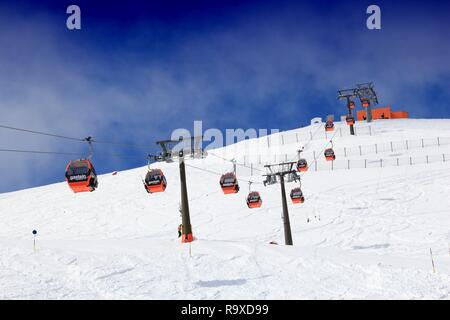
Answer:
[32,230,37,251]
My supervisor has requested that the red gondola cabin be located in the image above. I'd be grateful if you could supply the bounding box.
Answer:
[325,121,334,132]
[290,188,304,204]
[65,159,98,193]
[346,114,355,125]
[144,169,167,193]
[296,159,308,172]
[220,172,240,194]
[324,148,336,161]
[246,191,262,208]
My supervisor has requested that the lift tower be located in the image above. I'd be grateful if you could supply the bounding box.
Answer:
[337,88,358,135]
[355,82,379,123]
[263,162,300,246]
[154,136,206,243]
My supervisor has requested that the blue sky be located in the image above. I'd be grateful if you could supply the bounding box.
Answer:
[0,0,449,193]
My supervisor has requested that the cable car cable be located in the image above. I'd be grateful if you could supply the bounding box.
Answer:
[0,148,148,159]
[0,124,84,142]
[0,124,156,149]
[208,152,265,173]
[285,121,342,179]
[185,163,263,185]
[0,148,84,156]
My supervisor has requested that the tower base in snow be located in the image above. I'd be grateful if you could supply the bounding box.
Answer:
[181,233,194,243]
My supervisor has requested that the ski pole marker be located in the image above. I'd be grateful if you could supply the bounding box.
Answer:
[430,248,436,273]
[32,230,37,251]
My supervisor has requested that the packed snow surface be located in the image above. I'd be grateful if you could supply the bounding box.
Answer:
[0,119,449,299]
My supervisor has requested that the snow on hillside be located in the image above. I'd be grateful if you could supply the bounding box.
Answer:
[0,119,449,299]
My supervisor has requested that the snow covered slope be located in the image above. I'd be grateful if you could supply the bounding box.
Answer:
[1,119,449,299]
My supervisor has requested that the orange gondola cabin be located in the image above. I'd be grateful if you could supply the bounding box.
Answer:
[362,99,370,108]
[290,187,304,204]
[246,191,262,208]
[220,172,240,194]
[144,169,167,193]
[65,159,98,193]
[348,101,356,109]
[325,121,334,132]
[296,158,308,172]
[346,114,355,125]
[324,148,336,161]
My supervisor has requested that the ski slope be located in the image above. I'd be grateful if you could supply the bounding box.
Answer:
[0,119,449,299]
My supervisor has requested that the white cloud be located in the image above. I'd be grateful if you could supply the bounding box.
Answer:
[0,2,449,191]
